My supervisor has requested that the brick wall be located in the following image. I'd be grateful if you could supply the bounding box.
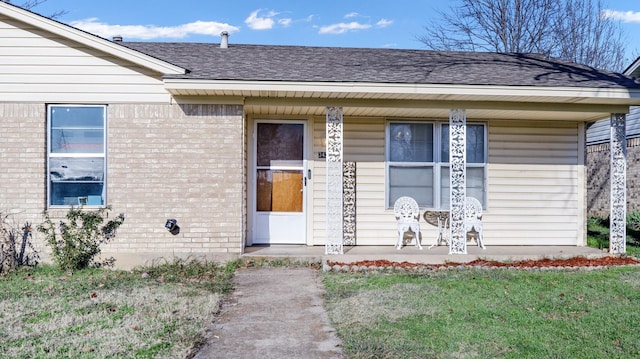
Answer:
[587,137,640,218]
[0,104,47,253]
[0,103,246,268]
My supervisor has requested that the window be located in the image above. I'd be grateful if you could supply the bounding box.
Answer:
[47,105,106,207]
[387,121,486,209]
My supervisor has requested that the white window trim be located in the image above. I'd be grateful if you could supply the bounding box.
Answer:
[46,104,108,208]
[386,120,487,210]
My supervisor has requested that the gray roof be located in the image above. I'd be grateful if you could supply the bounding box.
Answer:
[119,42,640,89]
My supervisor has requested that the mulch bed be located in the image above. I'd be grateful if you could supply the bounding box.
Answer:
[325,256,640,272]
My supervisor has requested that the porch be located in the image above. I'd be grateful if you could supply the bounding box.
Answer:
[243,245,606,266]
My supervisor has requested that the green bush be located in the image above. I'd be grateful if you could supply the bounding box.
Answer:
[587,216,608,247]
[38,206,125,271]
[628,211,640,231]
[587,212,640,255]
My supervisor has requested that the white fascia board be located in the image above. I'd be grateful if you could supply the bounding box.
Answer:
[163,79,640,105]
[0,2,186,75]
[623,56,640,76]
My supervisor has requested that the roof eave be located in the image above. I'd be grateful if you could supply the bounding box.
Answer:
[163,79,640,106]
[623,56,640,77]
[0,2,186,75]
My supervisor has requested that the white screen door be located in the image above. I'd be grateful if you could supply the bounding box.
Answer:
[252,121,306,244]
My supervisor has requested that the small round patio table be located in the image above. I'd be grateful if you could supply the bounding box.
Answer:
[423,210,450,249]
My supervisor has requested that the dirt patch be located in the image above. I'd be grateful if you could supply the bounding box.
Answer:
[326,256,640,271]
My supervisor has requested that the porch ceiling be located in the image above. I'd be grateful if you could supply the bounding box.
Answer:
[242,104,608,122]
[240,98,617,122]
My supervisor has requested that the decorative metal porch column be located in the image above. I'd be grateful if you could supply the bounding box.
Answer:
[343,161,357,246]
[325,107,344,254]
[449,109,467,254]
[610,113,627,254]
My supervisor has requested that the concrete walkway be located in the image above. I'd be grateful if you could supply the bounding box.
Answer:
[193,267,344,359]
[192,246,606,358]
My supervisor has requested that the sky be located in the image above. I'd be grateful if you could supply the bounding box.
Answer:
[24,0,640,68]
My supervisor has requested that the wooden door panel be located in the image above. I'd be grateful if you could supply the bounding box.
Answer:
[271,171,303,212]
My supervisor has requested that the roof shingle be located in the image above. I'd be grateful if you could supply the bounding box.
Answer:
[120,42,640,89]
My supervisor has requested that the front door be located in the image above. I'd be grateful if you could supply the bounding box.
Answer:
[252,121,307,244]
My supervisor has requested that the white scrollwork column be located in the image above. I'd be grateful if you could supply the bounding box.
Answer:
[325,107,344,254]
[449,109,467,254]
[610,113,627,254]
[343,161,356,246]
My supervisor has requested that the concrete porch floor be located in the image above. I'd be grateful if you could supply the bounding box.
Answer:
[243,244,607,265]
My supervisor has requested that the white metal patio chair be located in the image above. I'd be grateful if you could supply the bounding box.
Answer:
[393,196,423,250]
[465,196,486,249]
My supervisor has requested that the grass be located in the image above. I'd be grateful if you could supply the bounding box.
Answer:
[3,246,640,358]
[0,258,238,359]
[587,215,640,257]
[323,267,640,358]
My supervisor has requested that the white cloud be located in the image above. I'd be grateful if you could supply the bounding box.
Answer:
[602,9,640,23]
[245,9,279,30]
[70,18,239,40]
[318,22,371,34]
[376,19,393,28]
[318,18,393,35]
[344,12,360,19]
[278,18,292,27]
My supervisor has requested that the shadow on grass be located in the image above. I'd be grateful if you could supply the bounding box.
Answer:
[588,215,640,256]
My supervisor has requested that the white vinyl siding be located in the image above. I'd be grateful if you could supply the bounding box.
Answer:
[0,15,170,103]
[345,119,390,243]
[311,118,583,246]
[586,106,640,145]
[311,117,437,245]
[311,117,391,244]
[486,121,582,245]
[311,116,327,244]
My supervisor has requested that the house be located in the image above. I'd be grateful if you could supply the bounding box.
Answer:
[587,59,640,218]
[2,2,640,267]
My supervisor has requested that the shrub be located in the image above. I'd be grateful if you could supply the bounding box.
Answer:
[587,213,640,253]
[38,206,125,271]
[0,212,40,274]
[628,211,640,231]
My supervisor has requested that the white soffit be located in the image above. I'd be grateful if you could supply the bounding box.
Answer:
[240,104,611,122]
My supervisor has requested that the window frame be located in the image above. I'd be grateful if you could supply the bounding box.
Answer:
[46,104,108,208]
[386,120,487,210]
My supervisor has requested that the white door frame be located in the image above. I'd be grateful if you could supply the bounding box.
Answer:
[249,119,308,245]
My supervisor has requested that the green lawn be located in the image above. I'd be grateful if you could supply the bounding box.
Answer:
[3,254,640,359]
[323,266,640,359]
